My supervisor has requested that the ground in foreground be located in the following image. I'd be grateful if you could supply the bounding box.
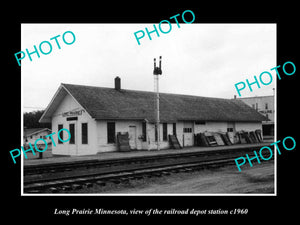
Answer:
[74,161,274,194]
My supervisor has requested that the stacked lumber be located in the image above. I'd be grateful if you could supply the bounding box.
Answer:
[169,135,182,149]
[194,129,263,147]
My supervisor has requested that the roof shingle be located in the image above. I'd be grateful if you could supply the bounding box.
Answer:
[59,83,266,123]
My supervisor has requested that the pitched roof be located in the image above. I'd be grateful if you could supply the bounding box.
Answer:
[40,83,266,123]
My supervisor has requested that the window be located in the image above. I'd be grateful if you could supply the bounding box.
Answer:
[58,124,63,144]
[265,103,268,110]
[107,122,115,143]
[69,124,75,144]
[183,128,192,133]
[173,123,176,136]
[227,122,235,133]
[195,121,206,125]
[227,128,234,132]
[82,123,88,144]
[142,122,147,142]
[163,123,168,141]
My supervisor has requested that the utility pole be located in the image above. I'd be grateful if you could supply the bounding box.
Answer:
[153,56,162,150]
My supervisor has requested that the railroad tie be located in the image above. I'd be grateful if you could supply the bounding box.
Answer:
[120,177,130,183]
[161,171,171,175]
[96,180,106,186]
[26,189,41,194]
[84,182,93,188]
[110,179,121,184]
[61,185,72,191]
[134,175,144,180]
[48,187,59,193]
[72,184,82,190]
[152,173,162,177]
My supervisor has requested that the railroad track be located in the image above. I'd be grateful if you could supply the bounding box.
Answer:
[24,145,265,175]
[24,146,273,193]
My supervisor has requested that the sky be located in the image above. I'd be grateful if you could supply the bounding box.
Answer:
[21,23,276,112]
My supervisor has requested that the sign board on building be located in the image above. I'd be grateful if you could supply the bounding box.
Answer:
[62,109,85,117]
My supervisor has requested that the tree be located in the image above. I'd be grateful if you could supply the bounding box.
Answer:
[23,110,51,129]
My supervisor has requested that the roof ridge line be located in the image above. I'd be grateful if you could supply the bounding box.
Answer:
[61,83,232,100]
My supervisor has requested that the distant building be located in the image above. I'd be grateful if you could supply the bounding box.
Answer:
[237,95,274,139]
[23,128,52,147]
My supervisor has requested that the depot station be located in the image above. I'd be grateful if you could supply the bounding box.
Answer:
[39,76,267,156]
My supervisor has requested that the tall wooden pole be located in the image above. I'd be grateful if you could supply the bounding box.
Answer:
[153,56,162,150]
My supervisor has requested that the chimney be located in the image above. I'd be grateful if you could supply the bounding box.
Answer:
[115,76,121,90]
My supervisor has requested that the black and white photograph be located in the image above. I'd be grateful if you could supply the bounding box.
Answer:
[21,23,276,195]
[4,3,298,221]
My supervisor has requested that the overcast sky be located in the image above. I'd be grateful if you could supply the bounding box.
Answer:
[21,23,276,112]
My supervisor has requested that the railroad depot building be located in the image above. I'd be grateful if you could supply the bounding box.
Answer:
[39,77,266,156]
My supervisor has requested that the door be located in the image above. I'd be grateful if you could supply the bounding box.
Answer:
[183,122,194,147]
[227,122,236,144]
[68,122,78,155]
[129,126,137,150]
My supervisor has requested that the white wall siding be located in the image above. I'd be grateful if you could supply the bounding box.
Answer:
[194,121,261,133]
[194,122,228,133]
[51,93,263,156]
[51,93,97,156]
[235,122,262,132]
[96,120,148,153]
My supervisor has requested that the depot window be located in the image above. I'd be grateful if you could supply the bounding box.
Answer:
[82,123,88,144]
[163,123,168,141]
[142,122,147,142]
[173,123,176,136]
[69,124,75,144]
[183,128,192,133]
[107,122,115,143]
[58,124,63,144]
